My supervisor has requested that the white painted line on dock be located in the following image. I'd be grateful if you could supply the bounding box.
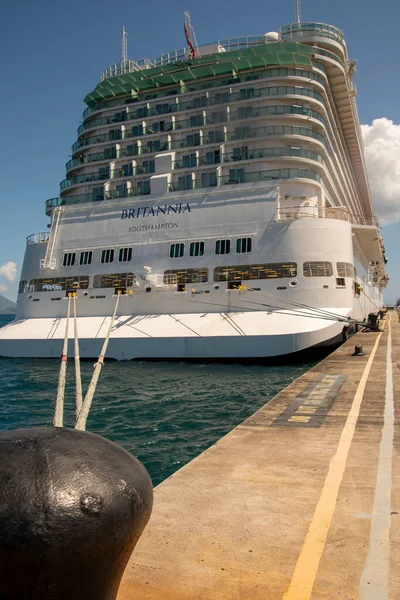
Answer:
[359,321,393,599]
[282,331,384,600]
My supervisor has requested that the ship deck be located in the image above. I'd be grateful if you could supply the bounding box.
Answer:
[117,310,399,599]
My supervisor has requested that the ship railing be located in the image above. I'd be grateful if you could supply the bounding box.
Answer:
[276,206,377,226]
[26,232,50,246]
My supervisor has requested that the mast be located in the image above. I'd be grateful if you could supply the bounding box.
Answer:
[295,0,301,24]
[184,11,200,59]
[122,26,128,62]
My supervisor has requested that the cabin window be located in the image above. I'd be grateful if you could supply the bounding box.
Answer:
[119,247,132,262]
[189,241,205,257]
[147,120,166,133]
[215,239,231,255]
[182,153,197,168]
[92,186,104,201]
[93,273,135,288]
[99,166,110,180]
[137,180,151,195]
[127,143,139,156]
[142,159,155,173]
[80,251,92,266]
[214,262,297,281]
[207,130,224,144]
[228,168,245,184]
[28,276,89,292]
[232,146,248,161]
[63,253,76,267]
[210,110,227,124]
[121,164,133,177]
[236,238,252,253]
[336,278,346,287]
[178,175,193,191]
[170,243,185,258]
[163,268,208,284]
[101,249,114,264]
[109,129,122,140]
[303,261,333,277]
[201,171,217,188]
[337,262,354,278]
[189,114,204,127]
[205,149,220,165]
[116,183,128,197]
[18,280,27,293]
[185,133,201,146]
[132,124,144,137]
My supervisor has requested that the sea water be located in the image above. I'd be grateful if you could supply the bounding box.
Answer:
[0,314,314,485]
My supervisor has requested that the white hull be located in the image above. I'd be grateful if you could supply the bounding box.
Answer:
[0,308,350,360]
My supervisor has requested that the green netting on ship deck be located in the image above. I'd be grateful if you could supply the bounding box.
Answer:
[84,42,315,106]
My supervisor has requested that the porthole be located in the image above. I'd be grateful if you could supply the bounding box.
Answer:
[145,287,152,293]
[289,279,299,287]
[323,285,329,289]
[214,284,220,290]
[277,286,287,290]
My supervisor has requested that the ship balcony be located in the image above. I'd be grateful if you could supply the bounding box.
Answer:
[72,108,326,160]
[45,185,151,215]
[76,94,327,143]
[276,204,377,225]
[276,205,383,265]
[26,232,50,246]
[172,146,323,171]
[280,22,346,59]
[168,168,322,191]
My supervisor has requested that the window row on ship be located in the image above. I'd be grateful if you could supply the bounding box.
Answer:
[19,261,355,293]
[81,66,327,123]
[68,124,328,174]
[66,145,324,187]
[74,99,330,157]
[78,85,326,138]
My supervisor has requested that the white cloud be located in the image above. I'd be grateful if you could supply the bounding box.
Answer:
[0,261,17,282]
[361,118,400,225]
[0,284,8,293]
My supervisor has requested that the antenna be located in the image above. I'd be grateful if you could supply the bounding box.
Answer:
[184,11,200,59]
[295,0,301,24]
[122,26,128,62]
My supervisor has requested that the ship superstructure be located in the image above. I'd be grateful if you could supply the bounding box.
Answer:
[0,20,387,359]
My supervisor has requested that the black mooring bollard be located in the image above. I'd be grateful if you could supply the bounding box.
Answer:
[367,312,380,331]
[352,344,365,356]
[0,427,153,600]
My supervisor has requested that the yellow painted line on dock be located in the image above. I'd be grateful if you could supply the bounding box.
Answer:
[283,327,384,600]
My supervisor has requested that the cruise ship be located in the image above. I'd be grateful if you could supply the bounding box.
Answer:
[0,18,388,361]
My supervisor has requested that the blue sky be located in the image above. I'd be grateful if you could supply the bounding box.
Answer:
[1,0,399,302]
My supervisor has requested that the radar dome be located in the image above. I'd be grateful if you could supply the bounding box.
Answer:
[264,31,279,42]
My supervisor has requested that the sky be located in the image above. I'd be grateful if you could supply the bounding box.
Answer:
[1,0,399,303]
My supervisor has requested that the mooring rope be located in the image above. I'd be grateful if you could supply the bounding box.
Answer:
[73,294,83,418]
[75,292,121,431]
[53,294,71,427]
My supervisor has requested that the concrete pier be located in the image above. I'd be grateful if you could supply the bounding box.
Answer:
[118,311,399,599]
